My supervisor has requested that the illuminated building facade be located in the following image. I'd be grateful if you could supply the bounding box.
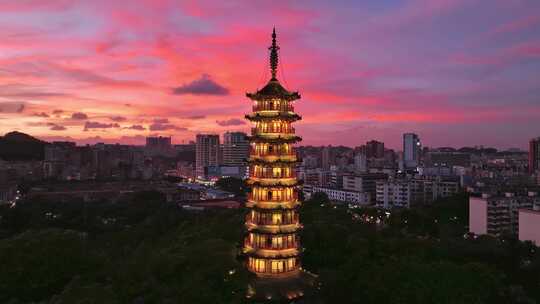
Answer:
[244,29,303,280]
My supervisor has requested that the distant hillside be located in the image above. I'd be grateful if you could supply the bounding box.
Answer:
[0,131,48,161]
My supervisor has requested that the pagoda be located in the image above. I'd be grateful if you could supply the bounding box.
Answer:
[244,28,314,300]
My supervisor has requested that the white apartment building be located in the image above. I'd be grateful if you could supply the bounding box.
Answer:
[304,185,370,206]
[469,192,540,237]
[376,177,459,209]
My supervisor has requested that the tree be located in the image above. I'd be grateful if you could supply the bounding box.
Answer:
[215,177,247,197]
[310,192,330,205]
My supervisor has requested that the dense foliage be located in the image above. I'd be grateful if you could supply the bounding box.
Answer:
[0,191,538,303]
[301,193,539,304]
[216,177,248,197]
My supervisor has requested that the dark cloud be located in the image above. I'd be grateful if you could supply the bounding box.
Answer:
[32,112,49,117]
[153,118,169,123]
[0,101,25,113]
[71,112,88,120]
[216,118,245,126]
[84,121,120,131]
[149,123,187,131]
[124,124,146,130]
[186,115,206,120]
[48,123,66,131]
[28,122,68,131]
[52,109,64,114]
[109,116,126,122]
[171,74,229,96]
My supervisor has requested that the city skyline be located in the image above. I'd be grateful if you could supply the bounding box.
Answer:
[1,1,540,149]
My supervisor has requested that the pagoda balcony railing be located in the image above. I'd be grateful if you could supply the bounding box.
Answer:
[247,192,298,202]
[253,104,294,112]
[250,171,297,179]
[249,148,295,157]
[247,261,301,277]
[245,215,300,226]
[245,223,302,234]
[251,127,295,135]
[244,240,300,251]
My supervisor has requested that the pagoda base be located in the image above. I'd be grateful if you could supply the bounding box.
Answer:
[246,269,318,302]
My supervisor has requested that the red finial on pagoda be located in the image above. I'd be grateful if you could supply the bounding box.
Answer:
[269,27,280,80]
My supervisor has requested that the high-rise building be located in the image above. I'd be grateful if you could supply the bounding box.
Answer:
[222,131,249,166]
[354,153,367,173]
[365,140,385,158]
[145,136,173,156]
[321,145,332,170]
[403,133,421,168]
[195,134,220,179]
[146,136,171,149]
[529,137,540,175]
[244,29,311,299]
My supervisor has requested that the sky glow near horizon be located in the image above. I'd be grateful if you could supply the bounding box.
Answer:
[0,0,539,149]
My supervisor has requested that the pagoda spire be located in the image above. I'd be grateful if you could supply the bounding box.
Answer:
[269,27,280,80]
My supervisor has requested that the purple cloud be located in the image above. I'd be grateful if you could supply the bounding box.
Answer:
[84,121,120,131]
[71,112,88,120]
[0,101,25,113]
[153,118,169,123]
[172,74,229,96]
[125,124,146,130]
[47,123,66,131]
[109,116,126,122]
[149,123,187,131]
[216,118,245,126]
[32,112,49,117]
[186,115,206,119]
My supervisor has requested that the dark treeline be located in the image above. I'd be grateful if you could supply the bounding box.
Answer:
[0,192,538,303]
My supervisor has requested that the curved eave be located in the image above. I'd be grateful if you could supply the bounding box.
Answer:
[250,205,300,212]
[248,158,298,165]
[247,179,300,187]
[246,200,301,209]
[244,247,300,259]
[246,92,301,102]
[246,223,302,234]
[245,113,302,122]
[247,135,302,144]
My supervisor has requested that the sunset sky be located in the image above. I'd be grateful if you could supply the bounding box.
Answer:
[0,0,539,149]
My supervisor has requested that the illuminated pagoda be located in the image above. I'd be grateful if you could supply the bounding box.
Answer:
[244,28,314,300]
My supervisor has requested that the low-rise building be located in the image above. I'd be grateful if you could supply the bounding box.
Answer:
[343,173,388,203]
[376,179,412,208]
[469,192,540,237]
[304,185,370,206]
[518,209,540,245]
[376,176,459,209]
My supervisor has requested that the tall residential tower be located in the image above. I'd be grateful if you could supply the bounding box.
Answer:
[195,134,220,179]
[529,137,540,175]
[223,131,250,166]
[403,133,421,169]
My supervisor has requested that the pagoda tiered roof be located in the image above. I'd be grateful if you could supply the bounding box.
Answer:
[247,135,302,144]
[246,179,301,187]
[246,80,301,101]
[248,158,298,166]
[245,112,301,122]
